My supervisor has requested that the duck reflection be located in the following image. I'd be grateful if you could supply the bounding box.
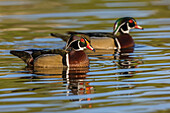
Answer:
[63,68,94,103]
[11,47,143,109]
[87,47,143,78]
[8,66,94,108]
[32,66,94,107]
[113,48,143,77]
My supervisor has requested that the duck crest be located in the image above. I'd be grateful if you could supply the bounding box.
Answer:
[113,17,143,35]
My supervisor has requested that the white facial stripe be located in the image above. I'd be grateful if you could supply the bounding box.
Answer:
[65,40,77,50]
[76,41,85,51]
[65,38,71,49]
[114,22,126,35]
[114,23,118,30]
[120,23,131,34]
[127,23,131,30]
[132,19,136,23]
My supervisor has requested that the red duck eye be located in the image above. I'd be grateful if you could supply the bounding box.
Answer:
[80,38,85,42]
[129,20,133,23]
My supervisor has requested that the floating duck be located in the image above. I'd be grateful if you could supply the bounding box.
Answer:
[10,34,95,68]
[51,17,143,49]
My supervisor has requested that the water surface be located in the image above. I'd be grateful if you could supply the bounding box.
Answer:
[0,0,170,113]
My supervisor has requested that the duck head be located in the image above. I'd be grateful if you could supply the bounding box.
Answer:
[65,34,95,52]
[113,17,144,35]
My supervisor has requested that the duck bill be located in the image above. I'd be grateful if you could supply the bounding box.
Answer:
[135,25,144,30]
[86,44,95,52]
[86,41,95,52]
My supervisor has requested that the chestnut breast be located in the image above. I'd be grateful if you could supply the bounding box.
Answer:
[117,34,134,48]
[68,50,89,67]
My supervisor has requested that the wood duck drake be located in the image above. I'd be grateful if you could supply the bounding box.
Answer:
[10,34,95,68]
[51,17,143,49]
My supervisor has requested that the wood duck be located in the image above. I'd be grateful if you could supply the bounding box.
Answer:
[10,34,95,68]
[51,17,143,49]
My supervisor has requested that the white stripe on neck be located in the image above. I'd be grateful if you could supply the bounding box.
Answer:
[66,53,69,67]
[115,38,121,49]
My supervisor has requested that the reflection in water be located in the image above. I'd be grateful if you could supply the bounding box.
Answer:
[12,48,143,109]
[1,0,170,112]
[26,66,94,108]
[114,48,143,77]
[63,68,94,108]
[35,66,94,105]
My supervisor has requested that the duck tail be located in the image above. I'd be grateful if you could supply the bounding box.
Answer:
[10,50,33,66]
[50,33,70,42]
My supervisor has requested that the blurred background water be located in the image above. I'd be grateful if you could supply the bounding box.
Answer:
[0,0,170,113]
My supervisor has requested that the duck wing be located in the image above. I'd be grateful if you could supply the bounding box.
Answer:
[10,49,67,66]
[50,31,114,42]
[67,31,114,37]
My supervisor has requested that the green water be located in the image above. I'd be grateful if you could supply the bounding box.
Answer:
[0,0,170,113]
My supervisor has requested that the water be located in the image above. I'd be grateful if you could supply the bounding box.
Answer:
[0,0,170,113]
